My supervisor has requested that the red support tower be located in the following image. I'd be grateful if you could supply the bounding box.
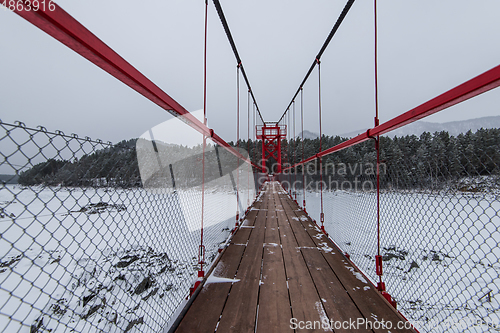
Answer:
[256,123,286,174]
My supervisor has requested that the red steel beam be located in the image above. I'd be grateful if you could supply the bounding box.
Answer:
[288,63,500,169]
[6,1,260,170]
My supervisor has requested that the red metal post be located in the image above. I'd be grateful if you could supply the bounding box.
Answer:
[277,132,282,173]
[236,64,241,228]
[262,137,266,172]
[301,87,306,211]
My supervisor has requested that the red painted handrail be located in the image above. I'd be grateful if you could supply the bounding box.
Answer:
[8,2,260,170]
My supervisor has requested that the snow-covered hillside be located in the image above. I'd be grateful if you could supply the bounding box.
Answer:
[339,116,500,138]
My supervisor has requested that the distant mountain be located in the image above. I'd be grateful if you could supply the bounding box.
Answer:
[297,130,319,139]
[339,116,500,138]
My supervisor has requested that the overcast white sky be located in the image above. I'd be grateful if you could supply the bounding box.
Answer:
[1,0,500,143]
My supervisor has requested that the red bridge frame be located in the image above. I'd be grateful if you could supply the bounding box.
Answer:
[256,123,286,173]
[5,1,500,173]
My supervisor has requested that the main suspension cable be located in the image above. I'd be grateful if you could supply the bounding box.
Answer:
[373,0,383,290]
[199,0,209,278]
[212,0,265,124]
[278,0,355,123]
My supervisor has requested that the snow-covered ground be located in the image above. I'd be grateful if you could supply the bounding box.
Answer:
[0,185,251,332]
[3,181,498,332]
[296,189,500,332]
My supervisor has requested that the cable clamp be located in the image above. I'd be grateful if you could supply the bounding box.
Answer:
[366,129,374,139]
[366,129,379,142]
[375,255,383,276]
[367,130,380,150]
[198,245,205,265]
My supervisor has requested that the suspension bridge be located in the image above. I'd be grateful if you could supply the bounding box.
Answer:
[1,1,500,333]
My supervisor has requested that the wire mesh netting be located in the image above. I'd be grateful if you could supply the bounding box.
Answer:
[286,128,500,332]
[0,120,254,333]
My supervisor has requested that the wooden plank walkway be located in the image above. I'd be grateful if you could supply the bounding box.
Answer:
[174,182,416,333]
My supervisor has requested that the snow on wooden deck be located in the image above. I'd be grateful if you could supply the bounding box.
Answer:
[173,181,416,333]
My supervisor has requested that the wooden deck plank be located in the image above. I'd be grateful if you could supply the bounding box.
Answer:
[281,192,416,332]
[175,182,416,333]
[263,205,280,246]
[174,243,246,333]
[230,227,252,244]
[256,205,293,333]
[242,202,261,226]
[243,207,265,226]
[300,248,372,333]
[215,191,268,332]
[175,190,266,333]
[272,185,333,333]
[279,195,316,248]
[278,189,371,333]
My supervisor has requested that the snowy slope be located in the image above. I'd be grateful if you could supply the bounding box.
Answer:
[339,116,500,138]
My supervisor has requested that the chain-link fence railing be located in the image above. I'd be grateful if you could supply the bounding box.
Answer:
[0,120,254,333]
[285,128,500,332]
